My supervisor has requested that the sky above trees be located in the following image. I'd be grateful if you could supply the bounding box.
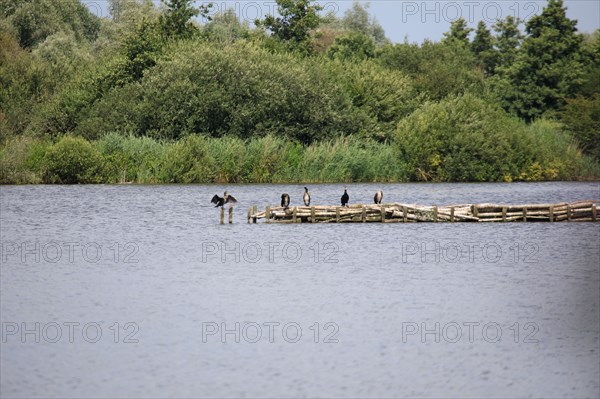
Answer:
[81,0,599,43]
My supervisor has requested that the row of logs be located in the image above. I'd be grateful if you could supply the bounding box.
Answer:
[243,201,599,223]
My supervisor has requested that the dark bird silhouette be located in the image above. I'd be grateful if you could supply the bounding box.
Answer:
[303,187,310,206]
[374,190,383,204]
[281,193,290,209]
[341,187,349,207]
[211,191,237,208]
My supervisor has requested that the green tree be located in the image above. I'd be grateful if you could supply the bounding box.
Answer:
[123,19,164,82]
[3,0,100,48]
[159,0,211,39]
[442,18,472,45]
[255,0,322,53]
[341,2,387,45]
[492,16,522,69]
[471,21,495,74]
[559,94,600,160]
[204,9,249,44]
[327,32,375,61]
[494,0,584,121]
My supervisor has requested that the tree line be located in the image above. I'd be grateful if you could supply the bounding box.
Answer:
[0,0,598,183]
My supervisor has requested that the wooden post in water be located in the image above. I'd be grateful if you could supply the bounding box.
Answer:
[450,207,455,222]
[523,207,527,222]
[220,207,224,224]
[311,207,316,223]
[229,207,233,224]
[592,205,597,222]
[502,207,507,222]
[266,206,270,224]
[292,207,298,223]
[247,207,251,223]
[252,206,257,224]
[335,207,340,223]
[380,206,386,223]
[361,206,366,222]
[549,206,554,222]
[402,206,407,223]
[433,206,438,222]
[567,205,572,221]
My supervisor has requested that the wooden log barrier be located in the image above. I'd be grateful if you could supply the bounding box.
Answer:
[243,201,599,223]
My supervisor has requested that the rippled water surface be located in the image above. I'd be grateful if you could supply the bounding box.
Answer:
[1,182,599,398]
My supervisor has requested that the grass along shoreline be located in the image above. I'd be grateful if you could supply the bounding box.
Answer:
[1,129,599,185]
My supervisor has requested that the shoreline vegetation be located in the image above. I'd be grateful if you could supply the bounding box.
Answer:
[1,0,599,184]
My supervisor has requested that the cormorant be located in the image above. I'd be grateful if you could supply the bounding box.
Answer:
[374,190,383,204]
[303,187,310,206]
[281,193,290,209]
[211,191,237,208]
[341,187,349,207]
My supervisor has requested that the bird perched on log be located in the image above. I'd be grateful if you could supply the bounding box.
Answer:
[281,193,290,209]
[374,190,383,204]
[211,191,237,208]
[341,187,349,207]
[303,187,311,206]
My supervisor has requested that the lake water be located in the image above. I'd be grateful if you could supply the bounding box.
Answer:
[1,182,599,398]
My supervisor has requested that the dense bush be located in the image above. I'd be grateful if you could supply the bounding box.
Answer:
[81,41,360,143]
[559,94,600,161]
[42,136,105,183]
[396,94,585,182]
[0,136,49,183]
[160,135,214,183]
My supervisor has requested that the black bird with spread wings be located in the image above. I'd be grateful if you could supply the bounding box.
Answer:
[211,191,238,208]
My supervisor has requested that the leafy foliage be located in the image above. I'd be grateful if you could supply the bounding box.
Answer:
[42,135,105,183]
[255,0,322,53]
[0,0,598,183]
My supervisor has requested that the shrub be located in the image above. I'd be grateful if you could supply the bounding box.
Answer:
[42,136,105,183]
[0,136,50,184]
[160,135,214,183]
